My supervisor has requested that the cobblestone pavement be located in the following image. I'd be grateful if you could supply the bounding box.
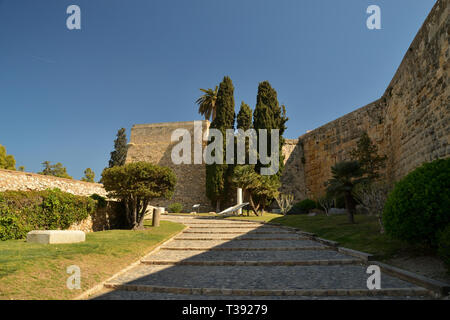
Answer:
[93,215,433,300]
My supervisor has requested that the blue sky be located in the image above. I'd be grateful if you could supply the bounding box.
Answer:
[0,0,437,180]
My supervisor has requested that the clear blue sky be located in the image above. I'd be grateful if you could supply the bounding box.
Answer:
[0,0,437,180]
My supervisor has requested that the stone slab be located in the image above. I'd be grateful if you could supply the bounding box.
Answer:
[26,230,86,244]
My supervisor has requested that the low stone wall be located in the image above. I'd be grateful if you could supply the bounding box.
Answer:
[0,169,124,233]
[0,168,107,197]
[68,201,125,233]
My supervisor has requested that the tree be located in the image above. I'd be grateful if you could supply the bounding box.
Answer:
[232,165,280,216]
[109,128,128,168]
[0,144,16,170]
[237,102,252,131]
[38,161,73,179]
[253,81,288,178]
[196,86,218,122]
[18,166,25,172]
[101,162,176,230]
[350,131,387,181]
[326,161,364,223]
[81,168,95,182]
[275,193,294,215]
[206,76,235,212]
[318,193,333,216]
[354,182,390,233]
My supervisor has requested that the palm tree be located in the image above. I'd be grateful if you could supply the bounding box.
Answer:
[196,86,218,122]
[326,161,364,223]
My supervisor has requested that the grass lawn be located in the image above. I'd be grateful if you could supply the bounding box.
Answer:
[0,220,184,300]
[225,212,429,260]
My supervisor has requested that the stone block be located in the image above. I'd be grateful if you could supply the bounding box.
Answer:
[27,230,86,244]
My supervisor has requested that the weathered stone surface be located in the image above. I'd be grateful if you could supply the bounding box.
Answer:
[0,168,107,197]
[26,230,86,244]
[281,0,449,200]
[126,121,213,211]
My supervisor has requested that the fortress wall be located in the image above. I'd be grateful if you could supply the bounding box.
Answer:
[281,0,449,200]
[126,120,213,212]
[383,0,449,181]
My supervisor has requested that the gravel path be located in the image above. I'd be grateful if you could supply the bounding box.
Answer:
[93,216,432,300]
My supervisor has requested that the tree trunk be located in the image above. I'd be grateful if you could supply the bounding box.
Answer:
[345,193,355,224]
[216,199,221,213]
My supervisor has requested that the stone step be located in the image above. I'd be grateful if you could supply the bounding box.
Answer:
[105,264,423,291]
[182,230,295,234]
[175,237,309,241]
[140,259,361,266]
[146,248,352,262]
[161,247,329,251]
[166,239,327,249]
[103,283,431,298]
[94,289,431,300]
[186,225,280,229]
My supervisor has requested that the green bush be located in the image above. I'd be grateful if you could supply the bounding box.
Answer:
[437,225,450,274]
[0,189,96,240]
[383,159,450,246]
[289,199,317,214]
[168,203,183,213]
[90,193,107,208]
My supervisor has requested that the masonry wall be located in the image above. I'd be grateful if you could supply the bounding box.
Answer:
[0,168,107,197]
[0,169,124,232]
[126,120,213,212]
[281,0,449,200]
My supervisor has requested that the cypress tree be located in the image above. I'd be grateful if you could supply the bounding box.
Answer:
[253,81,288,177]
[237,102,252,131]
[206,76,235,211]
[109,128,128,168]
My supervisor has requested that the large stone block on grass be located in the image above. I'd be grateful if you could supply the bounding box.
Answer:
[26,230,86,244]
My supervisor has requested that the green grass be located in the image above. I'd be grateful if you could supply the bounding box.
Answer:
[226,213,428,260]
[0,220,184,300]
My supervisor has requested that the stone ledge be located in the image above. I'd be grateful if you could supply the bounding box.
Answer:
[26,230,85,244]
[369,261,450,297]
[337,247,374,262]
[103,283,432,297]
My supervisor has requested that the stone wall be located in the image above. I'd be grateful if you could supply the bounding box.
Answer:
[281,0,449,200]
[126,120,213,212]
[0,168,107,197]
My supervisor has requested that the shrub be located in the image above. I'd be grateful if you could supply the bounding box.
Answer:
[0,189,96,240]
[288,199,317,214]
[90,193,107,208]
[168,203,183,213]
[383,159,450,246]
[437,225,450,274]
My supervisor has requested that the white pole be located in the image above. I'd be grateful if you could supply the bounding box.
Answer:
[237,188,243,215]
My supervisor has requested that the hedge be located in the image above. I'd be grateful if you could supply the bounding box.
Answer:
[0,189,96,240]
[383,158,450,246]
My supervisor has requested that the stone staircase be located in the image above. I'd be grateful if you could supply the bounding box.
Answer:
[93,216,436,300]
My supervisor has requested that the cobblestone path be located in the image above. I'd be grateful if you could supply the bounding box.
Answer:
[93,216,433,300]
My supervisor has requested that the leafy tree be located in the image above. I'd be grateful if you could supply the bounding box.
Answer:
[81,168,95,183]
[206,76,235,211]
[196,86,218,122]
[326,161,364,223]
[253,81,288,177]
[101,162,176,230]
[0,144,16,170]
[350,131,386,181]
[18,166,25,172]
[109,128,128,168]
[232,165,279,216]
[39,161,73,179]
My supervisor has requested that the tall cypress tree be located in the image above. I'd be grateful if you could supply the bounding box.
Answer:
[253,81,288,177]
[237,102,252,131]
[206,76,235,211]
[109,128,128,167]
